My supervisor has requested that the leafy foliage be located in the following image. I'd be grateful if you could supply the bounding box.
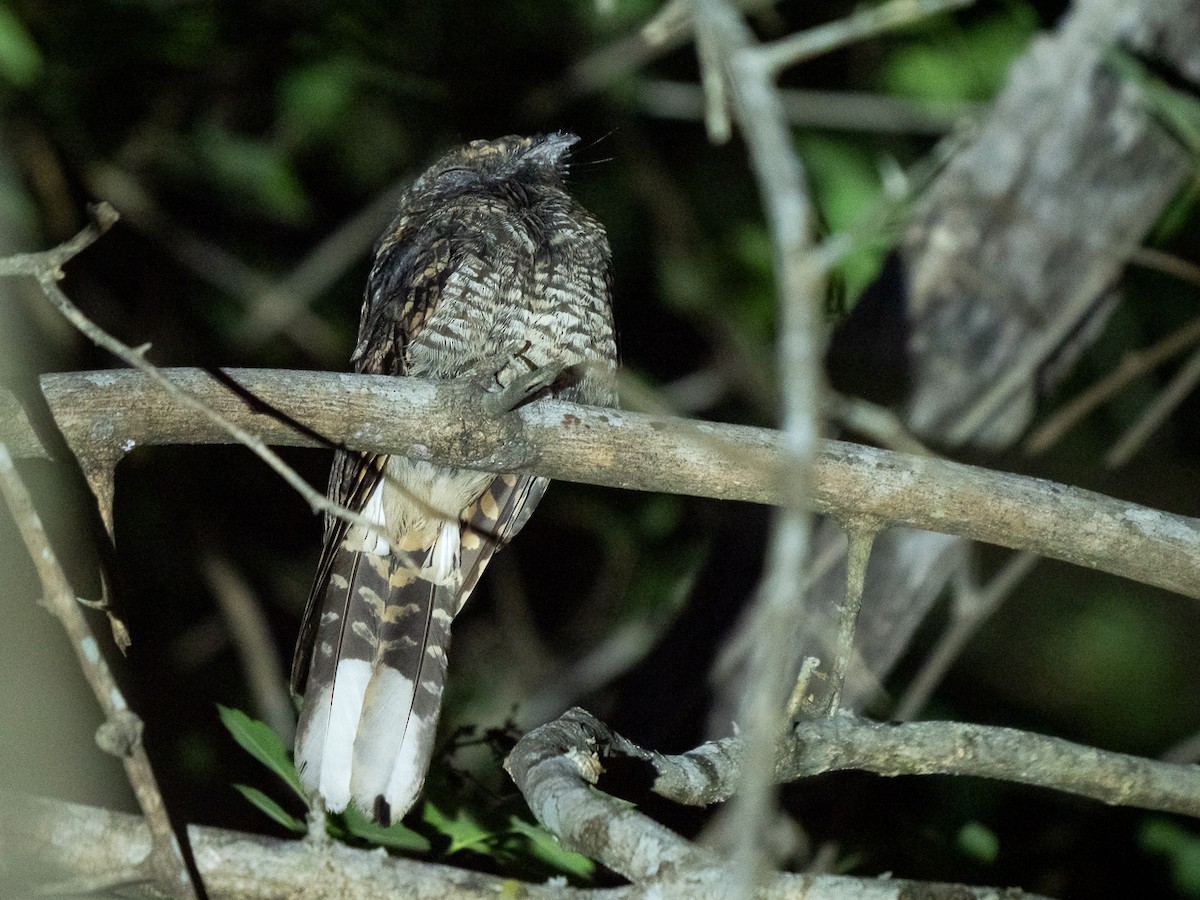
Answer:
[1143,819,1200,898]
[217,706,591,877]
[218,705,429,851]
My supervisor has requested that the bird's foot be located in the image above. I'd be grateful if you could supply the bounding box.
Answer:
[483,358,565,414]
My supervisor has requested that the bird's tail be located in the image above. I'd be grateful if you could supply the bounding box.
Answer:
[294,472,548,824]
[295,538,455,825]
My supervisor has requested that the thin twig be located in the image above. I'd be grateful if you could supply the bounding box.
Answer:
[0,209,201,895]
[1106,341,1200,467]
[0,203,119,276]
[201,549,296,743]
[1132,245,1200,289]
[1024,314,1200,456]
[1163,728,1200,765]
[523,0,778,117]
[0,442,200,898]
[824,390,933,456]
[638,81,979,134]
[822,521,880,717]
[87,164,342,360]
[785,656,822,720]
[756,0,973,75]
[236,179,407,350]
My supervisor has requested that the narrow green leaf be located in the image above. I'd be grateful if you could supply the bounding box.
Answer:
[216,705,306,800]
[508,817,595,880]
[424,803,493,855]
[342,803,431,852]
[232,784,306,833]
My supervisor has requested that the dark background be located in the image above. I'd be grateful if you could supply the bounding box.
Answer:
[1,0,1199,896]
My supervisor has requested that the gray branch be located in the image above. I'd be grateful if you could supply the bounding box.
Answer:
[2,791,1044,900]
[0,793,615,900]
[7,367,1198,600]
[781,717,1200,818]
[584,709,1200,818]
[902,0,1200,447]
[507,709,1053,899]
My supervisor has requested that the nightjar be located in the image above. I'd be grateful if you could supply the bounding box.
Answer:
[291,133,618,825]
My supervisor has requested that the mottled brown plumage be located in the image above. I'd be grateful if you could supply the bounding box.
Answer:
[291,133,618,824]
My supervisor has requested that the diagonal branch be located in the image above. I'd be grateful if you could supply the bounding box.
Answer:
[756,0,972,75]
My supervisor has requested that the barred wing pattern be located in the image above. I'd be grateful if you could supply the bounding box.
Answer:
[292,133,617,824]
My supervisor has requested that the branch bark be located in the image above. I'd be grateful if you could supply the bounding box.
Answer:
[902,0,1200,448]
[0,793,610,900]
[2,792,1042,900]
[505,710,1048,899]
[13,367,1199,600]
[575,709,1200,818]
[817,0,1200,713]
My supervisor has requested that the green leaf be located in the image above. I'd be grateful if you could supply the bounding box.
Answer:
[194,123,311,224]
[1140,818,1200,896]
[280,60,359,140]
[792,135,888,301]
[508,817,595,880]
[956,820,999,864]
[341,803,432,852]
[232,784,306,833]
[424,803,493,855]
[216,705,306,800]
[0,6,41,87]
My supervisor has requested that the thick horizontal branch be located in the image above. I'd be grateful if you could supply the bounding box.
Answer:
[16,366,1200,599]
[2,792,1036,899]
[0,793,624,899]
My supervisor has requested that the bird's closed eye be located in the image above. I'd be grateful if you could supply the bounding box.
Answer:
[434,166,476,187]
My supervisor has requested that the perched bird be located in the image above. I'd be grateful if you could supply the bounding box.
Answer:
[291,133,618,825]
